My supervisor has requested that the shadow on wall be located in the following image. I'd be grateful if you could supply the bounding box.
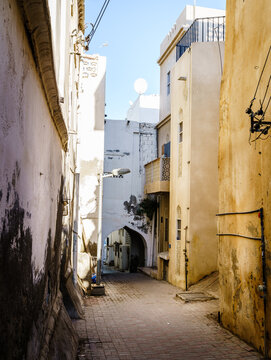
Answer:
[125,226,146,271]
[0,165,75,358]
[80,158,102,255]
[105,226,146,273]
[78,160,102,293]
[123,195,152,234]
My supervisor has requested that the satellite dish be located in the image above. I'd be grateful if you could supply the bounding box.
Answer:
[134,78,148,95]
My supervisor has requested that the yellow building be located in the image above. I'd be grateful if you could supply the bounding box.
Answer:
[169,40,224,289]
[145,5,225,286]
[218,0,271,356]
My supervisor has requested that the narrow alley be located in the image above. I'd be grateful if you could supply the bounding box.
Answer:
[2,0,271,358]
[75,272,261,360]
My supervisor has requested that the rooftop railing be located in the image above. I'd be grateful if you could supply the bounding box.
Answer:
[176,16,225,61]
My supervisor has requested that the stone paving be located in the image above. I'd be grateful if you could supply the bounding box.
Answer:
[74,272,262,360]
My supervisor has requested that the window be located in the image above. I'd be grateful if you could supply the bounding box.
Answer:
[177,219,181,240]
[179,122,183,143]
[164,141,170,157]
[167,71,170,95]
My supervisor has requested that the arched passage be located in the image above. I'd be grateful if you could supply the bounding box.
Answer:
[124,226,146,271]
[104,226,147,272]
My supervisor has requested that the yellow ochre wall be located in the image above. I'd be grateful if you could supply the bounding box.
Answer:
[169,42,223,289]
[218,0,271,354]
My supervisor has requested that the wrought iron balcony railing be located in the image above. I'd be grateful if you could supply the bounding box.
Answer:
[176,16,225,61]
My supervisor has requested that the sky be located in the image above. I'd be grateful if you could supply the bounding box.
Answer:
[85,0,226,120]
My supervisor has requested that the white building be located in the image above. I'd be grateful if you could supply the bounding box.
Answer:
[77,54,106,290]
[103,94,159,268]
[0,0,85,358]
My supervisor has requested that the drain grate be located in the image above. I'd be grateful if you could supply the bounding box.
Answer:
[176,292,216,302]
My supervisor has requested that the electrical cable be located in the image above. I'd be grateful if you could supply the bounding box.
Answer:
[250,45,271,108]
[251,128,266,142]
[261,75,271,106]
[92,1,109,31]
[86,0,111,47]
[259,134,271,141]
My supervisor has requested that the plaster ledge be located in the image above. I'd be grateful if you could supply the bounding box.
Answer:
[17,0,68,150]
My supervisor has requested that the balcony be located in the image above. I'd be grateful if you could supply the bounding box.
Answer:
[176,16,225,61]
[144,157,170,194]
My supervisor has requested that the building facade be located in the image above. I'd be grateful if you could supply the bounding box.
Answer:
[77,54,106,292]
[169,40,224,289]
[0,0,85,358]
[218,0,271,356]
[144,5,225,286]
[103,94,159,269]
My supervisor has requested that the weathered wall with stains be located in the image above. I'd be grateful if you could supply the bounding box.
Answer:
[169,41,223,289]
[77,54,106,283]
[218,0,271,354]
[103,119,157,267]
[0,0,81,358]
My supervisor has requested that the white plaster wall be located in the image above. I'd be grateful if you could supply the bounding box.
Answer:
[127,95,159,124]
[78,55,106,248]
[0,0,63,276]
[103,119,157,266]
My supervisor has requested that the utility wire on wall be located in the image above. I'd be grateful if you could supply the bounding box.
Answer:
[246,45,271,143]
[85,0,111,51]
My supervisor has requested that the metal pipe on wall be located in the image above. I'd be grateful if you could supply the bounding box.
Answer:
[72,171,80,285]
[216,207,268,358]
[96,173,103,285]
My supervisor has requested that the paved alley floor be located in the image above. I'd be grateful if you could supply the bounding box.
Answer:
[74,272,262,360]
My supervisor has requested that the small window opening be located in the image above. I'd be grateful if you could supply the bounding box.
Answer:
[179,122,183,143]
[177,219,181,240]
[167,71,171,95]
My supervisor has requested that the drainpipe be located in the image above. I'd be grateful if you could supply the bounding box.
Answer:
[216,208,268,358]
[259,208,268,359]
[72,134,80,285]
[96,173,103,285]
[72,168,80,285]
[184,226,188,291]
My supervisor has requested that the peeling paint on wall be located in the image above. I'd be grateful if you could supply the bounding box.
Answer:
[123,195,151,234]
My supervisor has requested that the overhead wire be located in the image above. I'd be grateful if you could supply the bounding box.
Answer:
[261,74,271,106]
[249,45,271,109]
[247,46,271,143]
[86,0,111,48]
